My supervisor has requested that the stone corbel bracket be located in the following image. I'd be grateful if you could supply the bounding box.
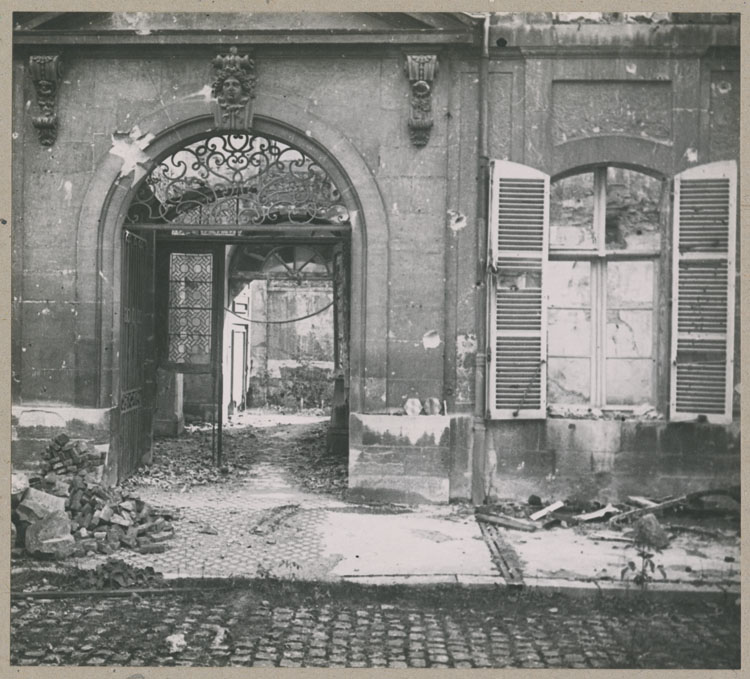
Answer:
[29,54,63,146]
[405,54,438,148]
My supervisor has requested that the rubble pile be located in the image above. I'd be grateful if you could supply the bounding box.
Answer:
[12,434,178,561]
[40,433,105,477]
[79,559,164,589]
[64,475,177,557]
[476,485,741,533]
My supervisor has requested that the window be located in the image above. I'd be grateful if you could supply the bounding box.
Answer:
[487,159,736,423]
[547,167,664,408]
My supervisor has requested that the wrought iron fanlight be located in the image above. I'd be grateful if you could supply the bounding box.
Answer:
[125,133,350,226]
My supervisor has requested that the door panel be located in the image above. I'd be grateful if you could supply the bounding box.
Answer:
[119,229,155,481]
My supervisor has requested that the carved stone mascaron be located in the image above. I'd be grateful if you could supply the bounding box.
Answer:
[211,47,257,131]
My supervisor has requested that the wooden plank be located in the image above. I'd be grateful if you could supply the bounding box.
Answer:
[627,496,658,508]
[573,504,620,522]
[529,500,565,521]
[476,511,537,532]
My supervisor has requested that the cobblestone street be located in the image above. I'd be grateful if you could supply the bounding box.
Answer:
[10,583,740,669]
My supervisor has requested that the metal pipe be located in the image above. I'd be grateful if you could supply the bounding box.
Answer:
[471,13,491,505]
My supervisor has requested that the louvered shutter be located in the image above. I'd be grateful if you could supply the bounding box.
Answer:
[670,160,737,424]
[487,160,549,419]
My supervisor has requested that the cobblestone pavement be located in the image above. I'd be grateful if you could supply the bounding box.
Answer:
[10,584,740,668]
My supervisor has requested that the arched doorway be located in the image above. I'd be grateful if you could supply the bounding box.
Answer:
[119,129,352,478]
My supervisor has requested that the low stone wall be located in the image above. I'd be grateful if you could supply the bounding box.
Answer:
[487,418,741,503]
[347,413,472,503]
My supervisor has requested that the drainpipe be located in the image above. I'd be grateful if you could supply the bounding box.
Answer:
[471,13,491,505]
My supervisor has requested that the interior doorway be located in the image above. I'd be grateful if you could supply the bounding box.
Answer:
[224,243,340,420]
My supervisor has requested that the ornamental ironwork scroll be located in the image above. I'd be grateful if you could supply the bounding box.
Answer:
[211,47,257,131]
[404,54,438,148]
[125,133,350,226]
[29,54,63,146]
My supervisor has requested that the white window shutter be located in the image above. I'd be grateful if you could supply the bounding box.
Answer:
[670,160,737,424]
[487,160,549,419]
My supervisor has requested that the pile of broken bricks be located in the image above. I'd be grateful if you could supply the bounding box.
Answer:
[12,434,177,561]
[40,433,106,479]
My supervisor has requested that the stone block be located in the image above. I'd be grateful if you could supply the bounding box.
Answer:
[347,474,449,504]
[352,414,451,448]
[11,472,29,506]
[546,418,622,454]
[25,511,74,559]
[403,447,451,475]
[448,416,473,500]
[17,487,68,523]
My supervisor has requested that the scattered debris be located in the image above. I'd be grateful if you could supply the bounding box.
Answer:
[587,531,633,544]
[80,559,164,589]
[475,508,537,532]
[573,504,620,522]
[403,398,423,416]
[197,523,219,535]
[627,496,658,508]
[611,486,740,527]
[165,633,187,654]
[529,500,565,522]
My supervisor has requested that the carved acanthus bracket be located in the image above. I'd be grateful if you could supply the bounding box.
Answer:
[404,54,438,148]
[211,47,257,131]
[29,55,63,146]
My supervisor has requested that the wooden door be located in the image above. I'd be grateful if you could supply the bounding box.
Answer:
[119,229,155,481]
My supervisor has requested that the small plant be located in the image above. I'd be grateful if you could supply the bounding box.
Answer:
[621,514,669,590]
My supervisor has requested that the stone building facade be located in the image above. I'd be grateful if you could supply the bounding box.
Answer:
[11,12,740,503]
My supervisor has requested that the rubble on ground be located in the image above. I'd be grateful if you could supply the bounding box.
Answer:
[40,433,106,478]
[11,434,177,561]
[476,486,740,536]
[79,558,164,589]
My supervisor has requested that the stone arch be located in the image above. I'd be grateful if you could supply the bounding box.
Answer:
[550,136,673,180]
[76,92,390,414]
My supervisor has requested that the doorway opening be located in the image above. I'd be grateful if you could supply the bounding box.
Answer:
[119,129,352,482]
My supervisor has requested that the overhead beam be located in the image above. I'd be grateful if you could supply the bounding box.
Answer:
[13,29,478,47]
[15,12,65,31]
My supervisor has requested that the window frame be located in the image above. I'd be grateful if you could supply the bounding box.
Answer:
[548,165,665,410]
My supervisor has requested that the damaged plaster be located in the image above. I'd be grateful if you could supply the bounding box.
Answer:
[447,209,467,232]
[422,330,442,349]
[109,125,155,182]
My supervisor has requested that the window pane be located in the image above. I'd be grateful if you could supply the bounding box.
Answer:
[548,261,592,405]
[607,309,653,358]
[168,253,213,364]
[607,260,654,308]
[605,168,664,252]
[548,357,590,404]
[606,359,653,405]
[548,260,591,308]
[606,260,655,405]
[550,173,596,250]
[549,309,591,356]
